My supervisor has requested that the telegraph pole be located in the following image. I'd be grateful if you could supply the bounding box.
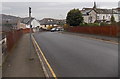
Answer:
[29,7,34,60]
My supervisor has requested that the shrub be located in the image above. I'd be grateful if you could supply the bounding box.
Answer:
[63,24,70,29]
[117,21,120,26]
[87,23,99,26]
[111,15,116,24]
[100,22,110,26]
[80,23,99,26]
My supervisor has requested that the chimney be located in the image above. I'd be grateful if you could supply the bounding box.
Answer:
[93,2,97,9]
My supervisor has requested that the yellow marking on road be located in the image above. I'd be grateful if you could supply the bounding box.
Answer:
[32,36,49,77]
[32,35,57,79]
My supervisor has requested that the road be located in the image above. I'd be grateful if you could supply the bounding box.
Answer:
[0,45,1,79]
[33,32,118,77]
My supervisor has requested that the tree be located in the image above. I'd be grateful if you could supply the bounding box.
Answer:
[111,15,116,24]
[66,8,83,26]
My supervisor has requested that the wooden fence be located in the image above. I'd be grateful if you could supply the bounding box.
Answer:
[67,26,119,37]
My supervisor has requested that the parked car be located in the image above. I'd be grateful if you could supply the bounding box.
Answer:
[56,28,60,31]
[60,28,64,31]
[51,27,64,32]
[51,28,56,32]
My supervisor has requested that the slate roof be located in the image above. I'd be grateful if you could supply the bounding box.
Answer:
[81,8,119,15]
[39,18,66,25]
[0,14,20,25]
[21,17,34,24]
[94,9,117,14]
[81,8,92,16]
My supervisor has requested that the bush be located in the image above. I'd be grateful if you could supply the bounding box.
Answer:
[111,15,116,24]
[117,21,120,26]
[87,23,99,26]
[100,22,111,26]
[80,23,99,26]
[63,24,70,29]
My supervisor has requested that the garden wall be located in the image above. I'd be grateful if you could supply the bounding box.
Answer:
[67,26,119,37]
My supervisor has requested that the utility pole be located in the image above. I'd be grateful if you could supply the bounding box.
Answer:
[29,7,34,60]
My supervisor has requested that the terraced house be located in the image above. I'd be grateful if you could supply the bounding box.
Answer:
[81,2,120,23]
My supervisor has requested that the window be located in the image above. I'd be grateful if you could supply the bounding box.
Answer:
[97,16,99,20]
[89,16,92,23]
[109,16,111,19]
[106,14,108,17]
[103,16,105,20]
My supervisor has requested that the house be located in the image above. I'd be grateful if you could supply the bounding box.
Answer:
[21,17,40,28]
[39,18,58,30]
[1,14,40,32]
[81,2,119,23]
[17,18,26,29]
[39,18,66,30]
[21,17,40,32]
[1,14,21,32]
[115,1,120,21]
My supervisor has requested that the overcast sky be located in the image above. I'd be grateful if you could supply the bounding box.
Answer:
[1,1,120,20]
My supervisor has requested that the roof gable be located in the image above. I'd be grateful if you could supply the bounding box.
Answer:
[21,17,34,24]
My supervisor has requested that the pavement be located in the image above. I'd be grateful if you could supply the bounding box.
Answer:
[2,33,45,77]
[33,32,118,77]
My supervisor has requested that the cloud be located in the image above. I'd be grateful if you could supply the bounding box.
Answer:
[2,6,11,11]
[1,0,120,2]
[1,2,119,20]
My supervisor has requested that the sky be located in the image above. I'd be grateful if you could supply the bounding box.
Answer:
[1,1,120,20]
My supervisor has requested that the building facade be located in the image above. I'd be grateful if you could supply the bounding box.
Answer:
[39,18,66,30]
[81,2,119,23]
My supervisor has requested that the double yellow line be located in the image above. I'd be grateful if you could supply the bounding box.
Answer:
[32,35,57,79]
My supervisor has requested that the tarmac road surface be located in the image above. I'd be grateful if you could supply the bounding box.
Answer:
[34,32,118,77]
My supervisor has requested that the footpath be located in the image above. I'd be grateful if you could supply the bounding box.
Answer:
[2,33,45,77]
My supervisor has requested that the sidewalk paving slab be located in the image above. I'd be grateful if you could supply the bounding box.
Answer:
[2,34,45,77]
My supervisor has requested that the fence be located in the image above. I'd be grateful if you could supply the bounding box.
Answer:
[22,28,32,33]
[67,26,119,37]
[6,29,23,51]
[6,28,31,52]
